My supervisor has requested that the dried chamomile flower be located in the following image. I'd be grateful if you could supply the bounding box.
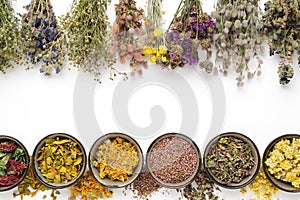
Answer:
[13,161,60,200]
[0,0,21,73]
[265,138,300,188]
[68,171,113,200]
[61,0,123,83]
[21,0,66,76]
[165,0,215,69]
[241,167,279,200]
[178,166,221,200]
[214,0,264,86]
[110,0,147,75]
[261,0,300,85]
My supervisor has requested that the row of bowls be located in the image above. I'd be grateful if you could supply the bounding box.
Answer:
[0,132,299,193]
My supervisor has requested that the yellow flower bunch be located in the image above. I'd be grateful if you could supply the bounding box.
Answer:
[143,45,168,63]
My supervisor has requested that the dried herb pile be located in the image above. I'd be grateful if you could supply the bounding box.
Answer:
[165,0,215,69]
[178,168,221,200]
[68,171,113,200]
[110,0,147,75]
[0,141,27,186]
[21,0,65,75]
[92,137,139,182]
[61,0,121,82]
[37,137,84,184]
[13,162,59,200]
[240,167,279,200]
[206,136,256,185]
[0,0,20,73]
[261,0,300,85]
[213,0,264,86]
[265,138,300,188]
[125,166,161,199]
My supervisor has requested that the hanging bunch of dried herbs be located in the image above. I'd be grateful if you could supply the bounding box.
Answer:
[164,0,215,69]
[68,171,113,200]
[178,167,221,200]
[0,0,20,74]
[61,0,123,82]
[261,0,300,85]
[213,0,264,87]
[20,0,65,76]
[110,0,147,75]
[13,162,60,200]
[142,0,169,68]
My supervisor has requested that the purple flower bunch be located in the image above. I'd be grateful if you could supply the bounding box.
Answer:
[21,0,65,76]
[165,0,215,69]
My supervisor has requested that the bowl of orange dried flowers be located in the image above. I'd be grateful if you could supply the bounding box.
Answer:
[89,133,143,188]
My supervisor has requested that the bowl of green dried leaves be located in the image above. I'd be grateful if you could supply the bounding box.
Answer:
[32,133,87,189]
[204,132,260,189]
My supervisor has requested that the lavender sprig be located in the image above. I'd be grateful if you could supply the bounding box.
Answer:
[21,0,65,76]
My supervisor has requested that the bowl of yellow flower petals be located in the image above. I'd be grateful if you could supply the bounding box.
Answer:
[32,133,87,189]
[263,134,300,192]
[89,133,143,188]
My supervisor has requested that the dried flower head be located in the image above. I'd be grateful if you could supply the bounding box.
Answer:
[21,0,65,76]
[214,0,264,86]
[261,0,300,85]
[0,0,21,73]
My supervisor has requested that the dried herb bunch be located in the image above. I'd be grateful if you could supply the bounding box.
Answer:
[142,0,169,68]
[13,162,60,200]
[125,166,161,199]
[261,0,300,85]
[110,0,147,75]
[0,0,20,73]
[178,167,221,200]
[206,136,256,185]
[68,171,113,200]
[165,0,215,69]
[21,0,65,75]
[61,0,122,82]
[213,0,264,87]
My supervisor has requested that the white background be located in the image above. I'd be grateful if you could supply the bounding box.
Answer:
[0,0,300,199]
